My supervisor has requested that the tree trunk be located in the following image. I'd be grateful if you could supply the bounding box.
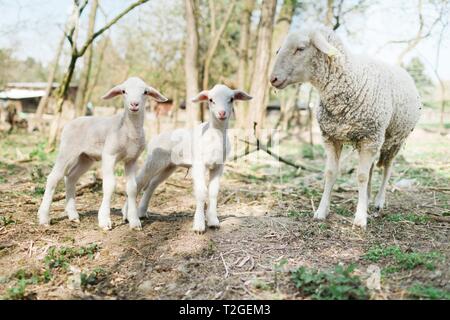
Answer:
[236,0,255,129]
[46,0,150,149]
[85,36,109,106]
[32,21,67,132]
[248,0,278,135]
[74,0,98,117]
[184,0,201,127]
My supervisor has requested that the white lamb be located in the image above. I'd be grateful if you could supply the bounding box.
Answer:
[122,84,252,233]
[270,26,421,229]
[37,77,168,230]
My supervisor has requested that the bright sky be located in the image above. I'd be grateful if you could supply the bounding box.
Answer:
[0,0,449,82]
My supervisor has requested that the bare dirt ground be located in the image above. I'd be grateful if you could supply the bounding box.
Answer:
[0,124,449,300]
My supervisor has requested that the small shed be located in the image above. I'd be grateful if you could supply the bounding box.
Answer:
[0,82,78,114]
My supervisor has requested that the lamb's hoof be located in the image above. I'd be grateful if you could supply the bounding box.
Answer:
[313,210,327,220]
[98,219,112,231]
[206,216,220,228]
[372,207,382,218]
[70,218,80,224]
[138,209,148,219]
[128,219,142,231]
[352,216,367,230]
[193,222,206,234]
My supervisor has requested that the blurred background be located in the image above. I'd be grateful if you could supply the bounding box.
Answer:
[0,0,449,143]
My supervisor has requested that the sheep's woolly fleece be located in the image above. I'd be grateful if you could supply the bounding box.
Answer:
[308,27,422,161]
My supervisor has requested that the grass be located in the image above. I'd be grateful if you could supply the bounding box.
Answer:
[0,215,16,227]
[363,245,441,273]
[408,284,450,300]
[287,210,310,218]
[291,264,369,300]
[3,243,100,299]
[385,213,430,224]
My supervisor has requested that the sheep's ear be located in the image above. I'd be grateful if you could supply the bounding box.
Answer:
[101,85,123,100]
[311,31,342,57]
[191,90,209,103]
[233,90,252,101]
[145,86,168,102]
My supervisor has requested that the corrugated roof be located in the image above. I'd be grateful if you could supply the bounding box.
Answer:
[0,88,46,99]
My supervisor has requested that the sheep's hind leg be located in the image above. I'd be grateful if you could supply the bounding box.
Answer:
[314,140,343,220]
[138,166,176,218]
[38,157,67,225]
[64,155,93,223]
[373,144,400,217]
[354,144,378,229]
[124,161,141,230]
[98,154,116,230]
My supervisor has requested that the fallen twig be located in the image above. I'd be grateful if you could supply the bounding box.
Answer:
[220,252,229,278]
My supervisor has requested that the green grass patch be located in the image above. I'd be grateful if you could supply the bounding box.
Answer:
[363,245,441,273]
[287,210,310,218]
[385,213,430,224]
[0,215,16,227]
[291,264,369,300]
[408,284,450,300]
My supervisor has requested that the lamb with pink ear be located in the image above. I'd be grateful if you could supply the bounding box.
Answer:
[37,77,168,230]
[122,84,252,233]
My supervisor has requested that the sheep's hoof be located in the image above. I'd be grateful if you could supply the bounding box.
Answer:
[206,216,220,228]
[208,224,220,229]
[129,220,142,231]
[99,220,112,231]
[70,218,81,224]
[193,229,206,235]
[352,216,367,230]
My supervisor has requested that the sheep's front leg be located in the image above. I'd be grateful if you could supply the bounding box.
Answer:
[314,140,343,220]
[98,154,116,230]
[354,144,378,229]
[206,165,223,228]
[124,161,142,230]
[192,164,207,234]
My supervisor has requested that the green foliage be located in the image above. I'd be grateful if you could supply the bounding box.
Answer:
[0,215,16,227]
[385,213,429,224]
[5,278,28,299]
[80,268,106,289]
[44,244,99,272]
[33,186,45,197]
[301,144,324,160]
[287,210,310,218]
[405,57,434,98]
[29,142,49,161]
[291,264,369,300]
[363,245,441,272]
[408,284,450,300]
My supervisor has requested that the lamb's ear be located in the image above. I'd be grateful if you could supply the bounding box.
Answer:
[233,90,252,101]
[191,90,209,103]
[145,86,168,102]
[311,31,342,57]
[101,85,123,100]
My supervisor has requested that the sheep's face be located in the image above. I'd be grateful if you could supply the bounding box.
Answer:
[102,77,168,113]
[270,30,342,89]
[192,85,252,123]
[270,33,316,89]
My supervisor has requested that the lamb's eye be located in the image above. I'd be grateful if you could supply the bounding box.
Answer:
[122,90,126,94]
[276,48,280,55]
[209,98,214,104]
[294,47,305,54]
[230,97,234,103]
[144,89,149,95]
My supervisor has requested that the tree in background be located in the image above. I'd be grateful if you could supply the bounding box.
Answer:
[406,57,434,100]
[248,0,278,136]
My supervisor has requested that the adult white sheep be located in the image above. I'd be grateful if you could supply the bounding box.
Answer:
[122,84,252,233]
[270,26,421,229]
[37,77,168,230]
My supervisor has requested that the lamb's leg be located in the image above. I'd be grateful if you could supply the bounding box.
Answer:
[374,160,393,215]
[98,153,116,230]
[314,140,343,220]
[192,164,207,233]
[124,161,141,230]
[138,166,176,218]
[206,165,224,228]
[121,155,168,220]
[367,163,374,201]
[38,159,67,225]
[64,156,93,222]
[354,144,378,229]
